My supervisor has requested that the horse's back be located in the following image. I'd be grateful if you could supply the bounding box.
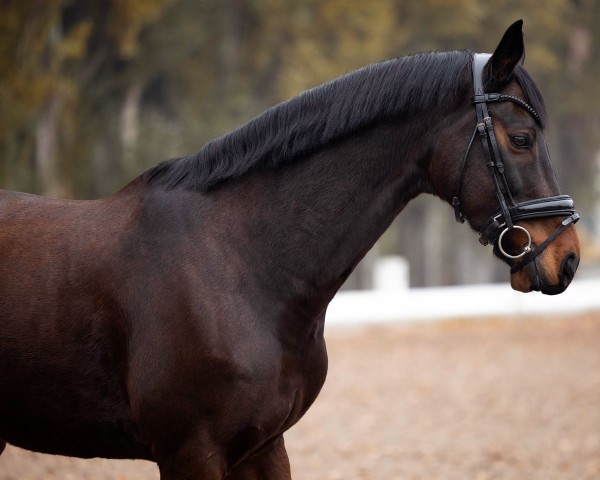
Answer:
[0,188,152,459]
[0,189,119,320]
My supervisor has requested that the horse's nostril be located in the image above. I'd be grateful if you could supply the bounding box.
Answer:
[561,253,579,285]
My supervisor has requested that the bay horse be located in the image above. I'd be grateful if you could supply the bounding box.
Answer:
[0,21,580,479]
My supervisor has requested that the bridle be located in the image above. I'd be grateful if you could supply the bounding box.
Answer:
[452,53,579,273]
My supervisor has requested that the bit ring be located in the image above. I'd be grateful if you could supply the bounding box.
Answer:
[498,225,532,259]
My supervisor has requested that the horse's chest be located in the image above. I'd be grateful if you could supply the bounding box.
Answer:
[221,334,328,465]
[278,337,328,426]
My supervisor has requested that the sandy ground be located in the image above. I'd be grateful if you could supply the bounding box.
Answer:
[1,313,599,480]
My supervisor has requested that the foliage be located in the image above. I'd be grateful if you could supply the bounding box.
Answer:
[0,0,598,285]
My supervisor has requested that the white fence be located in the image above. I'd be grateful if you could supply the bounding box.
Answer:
[326,276,600,327]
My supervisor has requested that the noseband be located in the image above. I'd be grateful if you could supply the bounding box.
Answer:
[452,53,579,273]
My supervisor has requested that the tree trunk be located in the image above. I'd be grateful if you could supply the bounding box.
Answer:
[34,94,64,197]
[120,83,143,176]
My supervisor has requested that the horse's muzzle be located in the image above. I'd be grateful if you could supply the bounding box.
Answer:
[530,251,579,295]
[556,252,579,293]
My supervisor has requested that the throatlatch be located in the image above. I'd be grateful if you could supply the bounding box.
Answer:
[452,53,579,271]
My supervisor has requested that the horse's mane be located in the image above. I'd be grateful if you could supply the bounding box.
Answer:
[143,50,546,191]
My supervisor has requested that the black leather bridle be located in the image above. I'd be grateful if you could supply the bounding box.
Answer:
[452,53,579,273]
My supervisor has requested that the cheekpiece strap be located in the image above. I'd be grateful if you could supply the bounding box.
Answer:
[472,54,515,228]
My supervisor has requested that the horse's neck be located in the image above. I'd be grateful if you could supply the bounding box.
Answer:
[221,121,430,316]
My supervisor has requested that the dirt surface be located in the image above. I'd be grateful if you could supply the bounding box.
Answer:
[2,313,599,480]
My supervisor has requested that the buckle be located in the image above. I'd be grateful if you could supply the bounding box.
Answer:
[478,213,505,246]
[452,197,465,223]
[473,93,501,103]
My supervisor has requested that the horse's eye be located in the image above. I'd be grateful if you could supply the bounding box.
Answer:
[511,135,531,149]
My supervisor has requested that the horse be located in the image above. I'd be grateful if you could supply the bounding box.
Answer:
[0,20,580,479]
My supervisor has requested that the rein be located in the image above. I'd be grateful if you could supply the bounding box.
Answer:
[452,53,579,272]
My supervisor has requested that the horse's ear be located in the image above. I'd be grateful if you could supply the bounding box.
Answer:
[484,20,525,91]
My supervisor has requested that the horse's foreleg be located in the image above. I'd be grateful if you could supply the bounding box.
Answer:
[157,443,226,480]
[227,436,291,480]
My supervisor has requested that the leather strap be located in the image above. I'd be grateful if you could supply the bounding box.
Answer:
[472,54,514,229]
[473,93,541,125]
[478,195,577,246]
[452,125,478,223]
[510,213,579,273]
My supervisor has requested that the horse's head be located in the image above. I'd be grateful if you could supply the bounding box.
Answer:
[431,20,580,295]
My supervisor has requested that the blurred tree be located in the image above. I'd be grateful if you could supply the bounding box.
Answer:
[0,0,174,196]
[0,0,597,286]
[0,0,81,194]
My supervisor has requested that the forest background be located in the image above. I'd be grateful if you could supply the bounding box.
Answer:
[1,0,599,288]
